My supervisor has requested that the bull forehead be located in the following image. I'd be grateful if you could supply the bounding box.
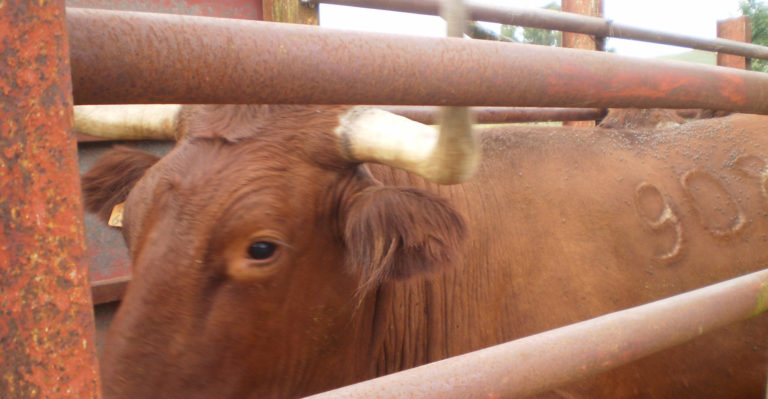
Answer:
[124,137,346,252]
[179,104,349,143]
[161,140,300,200]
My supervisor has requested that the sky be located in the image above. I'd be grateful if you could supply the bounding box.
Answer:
[319,0,747,58]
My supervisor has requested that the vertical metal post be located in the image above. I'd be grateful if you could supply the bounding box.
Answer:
[562,0,604,51]
[0,1,101,398]
[562,0,604,127]
[262,0,319,24]
[718,16,751,69]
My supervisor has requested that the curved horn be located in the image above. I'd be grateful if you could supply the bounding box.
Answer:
[335,0,479,185]
[74,104,180,140]
[335,107,478,184]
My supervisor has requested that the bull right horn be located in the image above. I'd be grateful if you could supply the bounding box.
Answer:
[335,106,479,184]
[335,0,479,185]
[74,104,180,140]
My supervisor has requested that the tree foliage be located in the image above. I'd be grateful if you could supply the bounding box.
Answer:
[500,2,562,47]
[740,0,768,71]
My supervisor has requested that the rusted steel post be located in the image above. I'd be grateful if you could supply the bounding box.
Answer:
[718,16,751,69]
[562,0,604,51]
[263,0,318,24]
[561,0,604,127]
[380,106,606,124]
[306,268,768,399]
[316,0,768,61]
[67,9,768,113]
[0,1,101,398]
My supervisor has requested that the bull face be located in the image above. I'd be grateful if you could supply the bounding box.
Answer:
[83,105,465,398]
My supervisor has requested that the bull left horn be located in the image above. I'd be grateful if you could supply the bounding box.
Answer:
[335,107,479,184]
[74,104,180,140]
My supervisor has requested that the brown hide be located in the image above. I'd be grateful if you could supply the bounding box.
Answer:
[598,108,686,129]
[84,106,768,399]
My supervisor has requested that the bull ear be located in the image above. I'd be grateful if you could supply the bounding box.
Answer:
[344,185,466,293]
[82,146,160,223]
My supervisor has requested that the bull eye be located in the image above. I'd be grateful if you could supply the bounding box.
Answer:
[247,241,277,261]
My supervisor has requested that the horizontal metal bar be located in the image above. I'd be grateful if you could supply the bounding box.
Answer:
[77,133,111,142]
[68,8,768,113]
[306,268,768,399]
[381,106,606,124]
[91,276,131,305]
[317,0,768,61]
[74,107,603,139]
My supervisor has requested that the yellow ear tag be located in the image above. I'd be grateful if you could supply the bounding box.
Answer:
[108,202,125,228]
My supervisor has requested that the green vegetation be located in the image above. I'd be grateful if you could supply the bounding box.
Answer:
[740,0,768,71]
[500,2,562,46]
[658,50,716,65]
[493,0,767,72]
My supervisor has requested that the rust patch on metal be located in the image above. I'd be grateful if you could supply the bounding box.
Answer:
[0,1,101,397]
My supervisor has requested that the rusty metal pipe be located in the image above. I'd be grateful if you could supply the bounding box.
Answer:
[74,107,605,143]
[67,8,768,113]
[0,1,101,398]
[382,106,606,124]
[317,0,768,61]
[306,268,768,399]
[73,106,602,144]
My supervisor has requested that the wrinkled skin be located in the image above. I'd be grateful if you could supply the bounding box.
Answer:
[84,105,768,398]
[599,108,686,129]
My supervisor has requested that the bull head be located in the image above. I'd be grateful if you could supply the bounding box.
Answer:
[80,104,470,398]
[75,104,478,184]
[74,1,478,185]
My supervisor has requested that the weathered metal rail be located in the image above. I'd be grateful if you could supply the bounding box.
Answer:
[380,106,606,124]
[314,0,768,61]
[307,268,768,399]
[67,8,768,113]
[73,106,606,141]
[0,1,101,398]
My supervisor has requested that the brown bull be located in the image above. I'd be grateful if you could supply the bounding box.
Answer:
[83,105,768,398]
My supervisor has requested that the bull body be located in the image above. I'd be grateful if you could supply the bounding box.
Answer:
[84,105,768,398]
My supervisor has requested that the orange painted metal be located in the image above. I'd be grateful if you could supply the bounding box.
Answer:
[67,9,768,113]
[0,1,101,397]
[718,16,751,69]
